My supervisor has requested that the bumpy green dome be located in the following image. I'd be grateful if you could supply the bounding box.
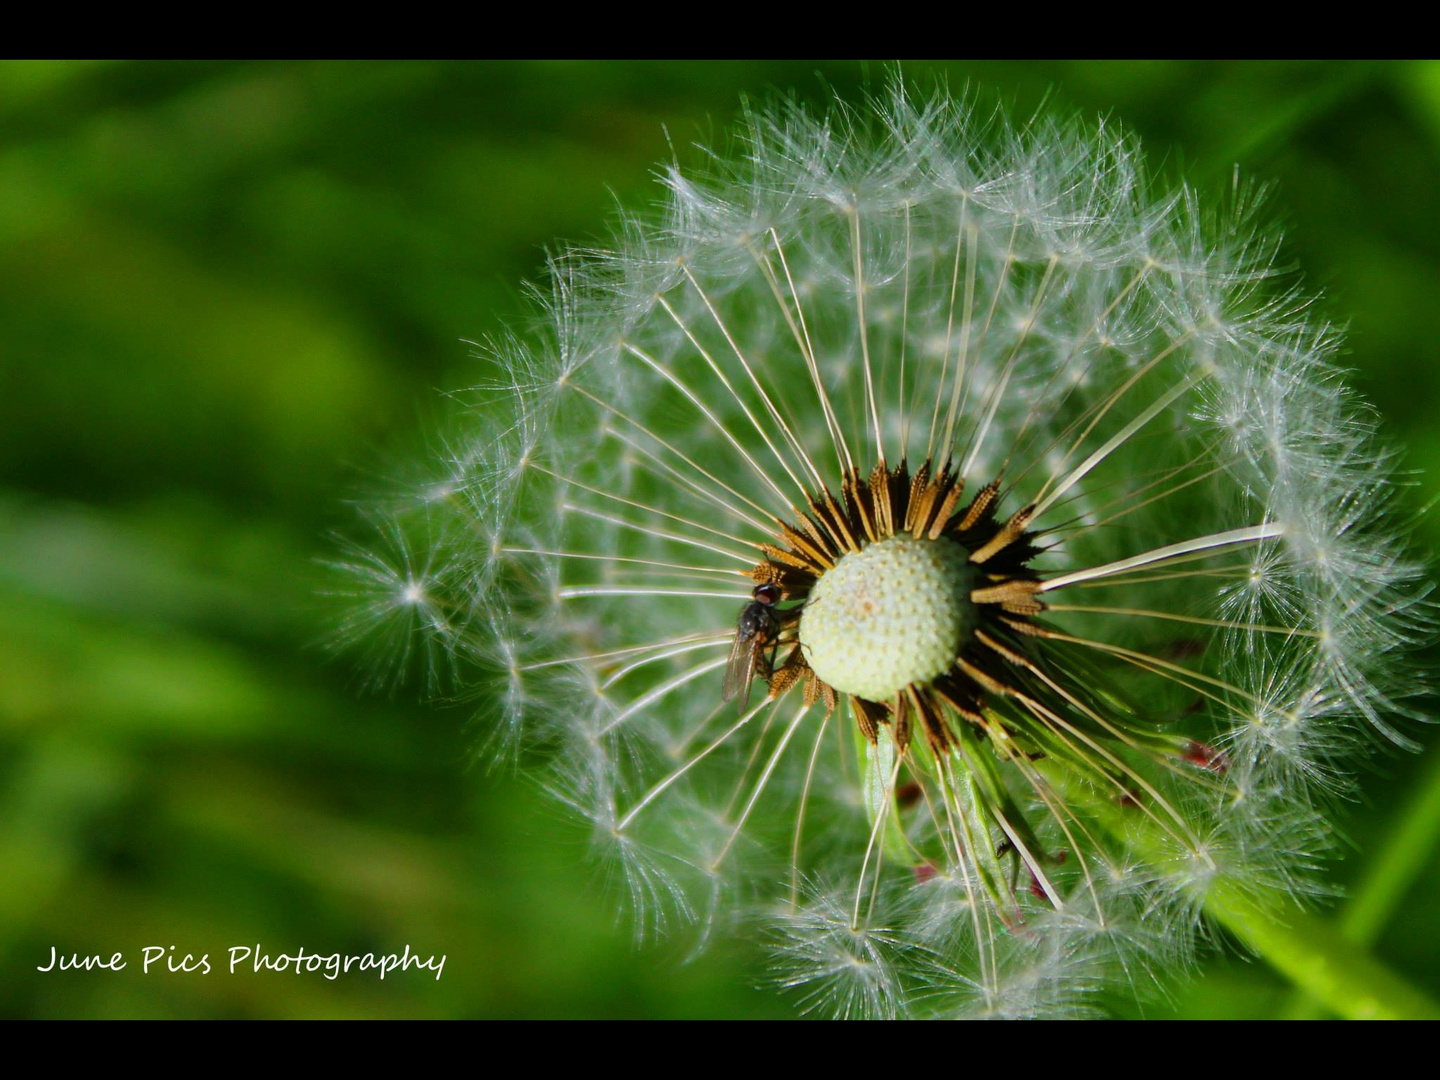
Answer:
[800,535,979,702]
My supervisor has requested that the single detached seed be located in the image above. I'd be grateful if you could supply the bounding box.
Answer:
[800,535,979,702]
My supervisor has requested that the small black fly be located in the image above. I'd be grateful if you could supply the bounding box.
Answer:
[722,583,783,713]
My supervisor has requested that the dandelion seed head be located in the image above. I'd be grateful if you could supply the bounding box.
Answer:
[334,79,1431,1016]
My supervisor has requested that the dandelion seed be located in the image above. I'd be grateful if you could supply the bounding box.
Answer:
[335,83,1429,1016]
[325,510,465,696]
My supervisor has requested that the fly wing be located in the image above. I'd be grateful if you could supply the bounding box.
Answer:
[721,628,758,713]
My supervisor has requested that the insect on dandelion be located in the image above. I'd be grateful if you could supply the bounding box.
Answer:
[337,84,1429,1017]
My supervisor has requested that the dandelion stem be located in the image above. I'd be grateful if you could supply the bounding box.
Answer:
[1059,766,1440,1019]
[1340,750,1440,949]
[1203,885,1440,1021]
[1279,748,1440,1018]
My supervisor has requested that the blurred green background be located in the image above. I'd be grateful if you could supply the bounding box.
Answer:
[2,60,1437,1019]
